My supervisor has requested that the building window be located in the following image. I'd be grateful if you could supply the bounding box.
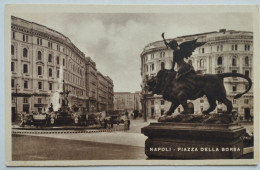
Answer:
[38,81,42,89]
[232,57,237,66]
[232,85,237,92]
[244,99,249,104]
[57,45,60,51]
[151,100,154,105]
[23,97,28,103]
[12,32,15,39]
[217,56,222,65]
[23,48,28,57]
[161,100,165,105]
[217,46,219,51]
[38,98,42,104]
[37,51,42,60]
[200,99,204,103]
[161,62,165,70]
[56,56,59,65]
[48,42,53,48]
[11,45,14,55]
[37,38,42,45]
[245,56,249,66]
[48,54,52,62]
[201,48,204,53]
[232,44,238,51]
[151,63,154,71]
[188,60,192,66]
[49,83,52,91]
[24,80,28,89]
[220,45,223,51]
[245,70,249,77]
[160,52,165,58]
[11,62,15,72]
[199,59,204,67]
[23,35,28,42]
[245,45,250,51]
[23,64,28,73]
[38,66,42,75]
[49,68,52,77]
[11,79,14,88]
[63,58,65,66]
[57,70,60,78]
[233,99,237,104]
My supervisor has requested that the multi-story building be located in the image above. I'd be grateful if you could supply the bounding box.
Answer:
[97,71,105,112]
[114,92,142,113]
[106,76,114,112]
[11,16,114,121]
[140,29,253,120]
[85,57,98,112]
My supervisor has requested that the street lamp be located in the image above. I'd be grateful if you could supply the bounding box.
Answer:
[143,75,148,122]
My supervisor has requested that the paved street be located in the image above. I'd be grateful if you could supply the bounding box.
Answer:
[12,118,156,160]
[12,134,146,160]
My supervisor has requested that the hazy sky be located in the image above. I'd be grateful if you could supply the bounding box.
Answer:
[14,12,254,92]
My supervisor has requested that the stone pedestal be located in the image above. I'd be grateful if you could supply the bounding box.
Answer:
[141,122,246,159]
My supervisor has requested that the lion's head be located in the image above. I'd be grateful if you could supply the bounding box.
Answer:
[146,69,176,95]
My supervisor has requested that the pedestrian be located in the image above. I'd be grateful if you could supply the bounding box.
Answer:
[124,110,130,130]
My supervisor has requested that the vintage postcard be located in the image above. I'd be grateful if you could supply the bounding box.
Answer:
[5,4,259,166]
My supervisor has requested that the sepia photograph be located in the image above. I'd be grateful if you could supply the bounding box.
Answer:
[4,4,259,166]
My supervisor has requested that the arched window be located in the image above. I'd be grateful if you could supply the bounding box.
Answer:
[245,56,249,66]
[38,66,42,75]
[217,56,222,65]
[232,57,237,66]
[23,48,28,57]
[56,56,60,65]
[11,45,14,55]
[161,62,165,70]
[49,68,52,77]
[48,54,52,62]
[37,51,42,60]
[188,60,192,66]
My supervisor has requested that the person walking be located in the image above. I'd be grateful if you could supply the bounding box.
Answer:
[124,110,130,130]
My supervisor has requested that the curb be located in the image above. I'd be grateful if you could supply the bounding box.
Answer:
[12,126,125,135]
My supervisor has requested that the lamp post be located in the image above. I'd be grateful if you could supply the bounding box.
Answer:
[143,76,148,122]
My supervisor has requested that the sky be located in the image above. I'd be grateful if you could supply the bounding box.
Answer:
[14,11,254,92]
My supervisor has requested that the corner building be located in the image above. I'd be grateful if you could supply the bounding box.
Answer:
[11,16,114,121]
[140,29,253,120]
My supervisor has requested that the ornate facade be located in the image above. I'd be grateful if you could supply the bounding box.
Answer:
[11,16,113,121]
[140,29,253,120]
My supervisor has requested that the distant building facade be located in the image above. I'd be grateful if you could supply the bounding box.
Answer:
[97,72,114,112]
[140,29,253,120]
[11,16,114,121]
[114,92,142,113]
